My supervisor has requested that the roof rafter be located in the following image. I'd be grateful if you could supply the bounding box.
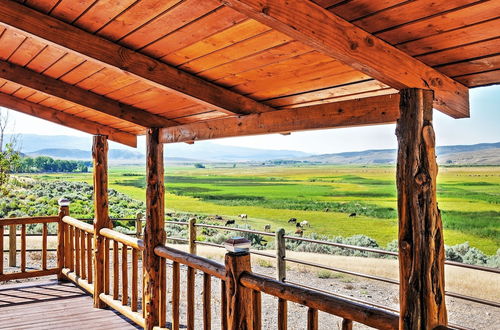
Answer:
[0,0,274,117]
[0,92,137,147]
[218,0,469,118]
[0,61,176,128]
[159,94,400,143]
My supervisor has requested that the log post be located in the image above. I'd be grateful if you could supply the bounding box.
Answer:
[8,224,16,267]
[136,212,143,239]
[275,228,286,282]
[92,135,112,309]
[224,238,254,330]
[57,198,70,281]
[143,128,165,330]
[188,217,197,255]
[396,88,447,329]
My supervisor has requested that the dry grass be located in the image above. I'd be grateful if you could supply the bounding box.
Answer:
[167,244,500,302]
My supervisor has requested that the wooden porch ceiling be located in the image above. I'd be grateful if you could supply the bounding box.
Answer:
[0,0,497,145]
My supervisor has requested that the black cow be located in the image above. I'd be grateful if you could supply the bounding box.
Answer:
[349,213,357,217]
[288,218,297,223]
[225,219,235,226]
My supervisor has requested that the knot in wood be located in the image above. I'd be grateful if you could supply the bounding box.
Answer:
[261,6,270,15]
[364,37,374,47]
[400,240,411,251]
[349,41,359,51]
[414,172,428,185]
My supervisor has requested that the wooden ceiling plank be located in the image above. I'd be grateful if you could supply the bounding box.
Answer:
[25,45,66,73]
[455,69,500,87]
[330,0,405,22]
[417,38,500,67]
[119,0,220,50]
[0,0,274,115]
[353,0,480,33]
[0,60,177,127]
[160,94,401,143]
[377,1,500,45]
[266,80,390,107]
[218,0,469,118]
[50,0,96,24]
[74,0,138,33]
[0,28,26,60]
[438,54,500,77]
[179,29,293,74]
[142,6,246,59]
[161,19,271,66]
[0,91,137,147]
[398,18,500,56]
[8,37,46,66]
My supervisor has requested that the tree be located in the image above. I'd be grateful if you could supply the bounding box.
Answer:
[194,163,205,168]
[0,108,20,194]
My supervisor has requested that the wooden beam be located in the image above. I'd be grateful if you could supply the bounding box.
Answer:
[0,0,274,115]
[159,94,400,143]
[0,61,175,128]
[92,135,112,309]
[396,89,447,329]
[218,0,469,118]
[143,128,165,330]
[0,92,137,147]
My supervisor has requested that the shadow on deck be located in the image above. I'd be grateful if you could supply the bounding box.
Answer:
[0,280,140,329]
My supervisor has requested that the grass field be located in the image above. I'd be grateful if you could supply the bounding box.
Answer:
[31,164,500,254]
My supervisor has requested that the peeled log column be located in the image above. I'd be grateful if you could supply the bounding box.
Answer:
[143,128,165,330]
[92,135,112,308]
[396,89,447,329]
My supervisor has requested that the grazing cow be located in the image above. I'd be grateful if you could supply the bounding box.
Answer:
[214,215,223,220]
[324,208,329,212]
[300,220,310,228]
[296,222,302,228]
[349,212,357,217]
[288,218,297,224]
[264,224,271,232]
[239,214,248,219]
[295,228,304,237]
[225,219,235,226]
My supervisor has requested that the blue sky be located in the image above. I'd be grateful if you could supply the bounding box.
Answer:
[3,85,499,154]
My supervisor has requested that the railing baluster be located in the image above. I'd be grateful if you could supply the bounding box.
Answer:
[203,273,211,330]
[341,318,353,330]
[113,240,119,300]
[9,224,16,267]
[87,233,93,284]
[131,248,138,312]
[64,222,70,269]
[221,280,227,330]
[42,223,47,270]
[307,307,318,330]
[75,228,80,277]
[104,237,110,294]
[0,225,3,275]
[122,244,128,306]
[69,225,74,271]
[159,258,166,327]
[21,224,26,272]
[172,261,180,330]
[278,298,287,330]
[253,290,262,330]
[81,229,86,279]
[187,266,195,329]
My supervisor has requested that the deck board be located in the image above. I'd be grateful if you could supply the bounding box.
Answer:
[0,280,139,329]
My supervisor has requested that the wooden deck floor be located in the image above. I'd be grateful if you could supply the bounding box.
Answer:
[0,280,139,329]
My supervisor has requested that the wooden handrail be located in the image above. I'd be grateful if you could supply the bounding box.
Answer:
[0,216,59,225]
[239,272,399,330]
[63,216,94,234]
[154,245,226,280]
[100,228,145,251]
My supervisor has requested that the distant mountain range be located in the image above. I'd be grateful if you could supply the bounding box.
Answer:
[302,142,500,165]
[7,134,500,165]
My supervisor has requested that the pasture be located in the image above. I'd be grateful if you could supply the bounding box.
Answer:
[32,164,500,254]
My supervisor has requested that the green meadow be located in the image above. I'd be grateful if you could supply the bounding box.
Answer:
[33,165,500,254]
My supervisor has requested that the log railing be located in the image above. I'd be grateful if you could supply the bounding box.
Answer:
[99,227,146,328]
[152,241,401,330]
[154,245,227,330]
[0,216,60,281]
[61,215,95,294]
